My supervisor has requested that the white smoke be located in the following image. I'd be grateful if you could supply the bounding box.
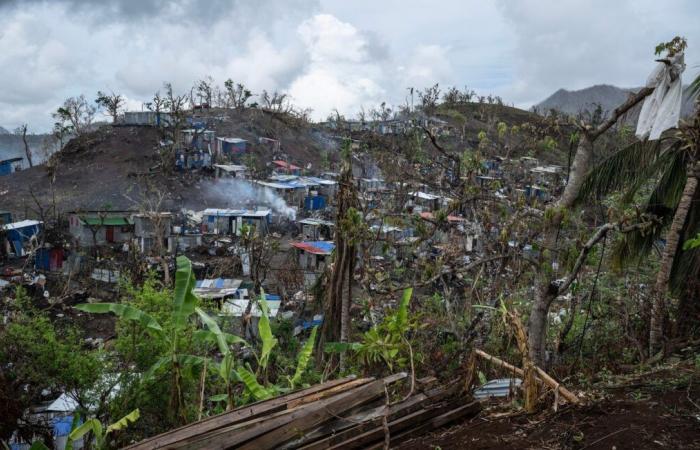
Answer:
[201,178,297,220]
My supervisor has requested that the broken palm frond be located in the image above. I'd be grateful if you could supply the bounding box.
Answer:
[125,373,480,449]
[474,349,580,405]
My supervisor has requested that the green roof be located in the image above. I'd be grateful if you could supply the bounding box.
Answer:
[80,217,132,226]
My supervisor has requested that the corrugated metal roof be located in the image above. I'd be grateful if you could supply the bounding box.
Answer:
[214,164,247,172]
[194,278,242,299]
[273,160,301,170]
[255,180,303,190]
[419,212,466,222]
[202,208,271,217]
[1,219,42,230]
[222,299,281,317]
[80,217,132,226]
[216,137,248,144]
[292,241,335,255]
[473,378,522,400]
[409,191,441,200]
[298,218,334,226]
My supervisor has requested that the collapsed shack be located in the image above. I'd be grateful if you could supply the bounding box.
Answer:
[124,374,482,450]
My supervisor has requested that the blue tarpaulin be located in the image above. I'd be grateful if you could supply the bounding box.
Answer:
[304,196,326,210]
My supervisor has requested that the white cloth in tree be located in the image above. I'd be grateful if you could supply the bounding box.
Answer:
[635,52,685,141]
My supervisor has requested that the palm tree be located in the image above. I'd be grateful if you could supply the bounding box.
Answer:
[577,79,700,355]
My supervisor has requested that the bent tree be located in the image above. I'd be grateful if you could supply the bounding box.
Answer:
[527,85,657,366]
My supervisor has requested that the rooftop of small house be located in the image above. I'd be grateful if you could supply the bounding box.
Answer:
[1,219,42,230]
[201,208,272,217]
[291,240,335,255]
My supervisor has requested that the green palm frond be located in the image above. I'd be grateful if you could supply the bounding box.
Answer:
[621,142,683,203]
[610,221,665,270]
[669,190,700,294]
[576,140,665,205]
[646,148,689,210]
[689,72,700,99]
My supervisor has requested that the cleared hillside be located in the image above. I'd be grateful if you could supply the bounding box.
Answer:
[0,109,336,217]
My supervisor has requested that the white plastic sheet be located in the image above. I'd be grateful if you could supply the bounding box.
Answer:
[635,52,685,140]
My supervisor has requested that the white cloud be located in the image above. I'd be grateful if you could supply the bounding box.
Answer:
[0,0,698,130]
[289,14,387,118]
[495,0,700,106]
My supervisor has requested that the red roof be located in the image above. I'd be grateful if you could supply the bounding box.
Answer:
[291,241,335,255]
[419,212,466,223]
[273,160,301,171]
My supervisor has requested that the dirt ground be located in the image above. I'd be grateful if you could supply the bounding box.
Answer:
[398,361,700,449]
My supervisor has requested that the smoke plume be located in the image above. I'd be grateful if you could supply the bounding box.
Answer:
[201,178,297,220]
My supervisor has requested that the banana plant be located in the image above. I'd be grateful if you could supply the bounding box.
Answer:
[288,326,318,390]
[66,409,139,450]
[325,288,414,372]
[195,307,248,410]
[236,291,318,400]
[75,256,205,423]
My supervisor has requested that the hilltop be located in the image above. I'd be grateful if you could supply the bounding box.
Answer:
[0,108,337,217]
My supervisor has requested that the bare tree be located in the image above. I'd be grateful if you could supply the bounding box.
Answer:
[418,84,441,115]
[195,76,214,107]
[52,95,96,137]
[160,83,189,172]
[95,91,125,123]
[260,90,292,114]
[14,124,33,168]
[224,79,252,109]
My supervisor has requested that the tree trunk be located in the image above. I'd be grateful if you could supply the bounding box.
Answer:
[528,135,594,366]
[21,126,33,168]
[649,161,699,353]
[527,87,653,367]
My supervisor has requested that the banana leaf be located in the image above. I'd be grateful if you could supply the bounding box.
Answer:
[257,290,277,370]
[68,418,103,444]
[173,256,198,330]
[236,365,273,401]
[74,303,162,333]
[106,409,140,434]
[289,326,317,389]
[195,307,230,355]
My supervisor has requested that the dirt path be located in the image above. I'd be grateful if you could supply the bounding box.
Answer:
[398,363,700,449]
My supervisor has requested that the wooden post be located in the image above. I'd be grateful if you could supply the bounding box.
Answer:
[473,349,579,405]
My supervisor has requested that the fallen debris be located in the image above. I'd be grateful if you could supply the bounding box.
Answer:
[474,349,580,405]
[125,373,481,449]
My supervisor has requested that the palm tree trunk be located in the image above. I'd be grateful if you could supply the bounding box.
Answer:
[649,161,699,353]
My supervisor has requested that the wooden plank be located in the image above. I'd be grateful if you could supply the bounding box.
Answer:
[176,375,405,450]
[286,377,373,409]
[296,393,430,450]
[326,402,460,450]
[171,379,377,450]
[366,401,482,449]
[125,376,364,450]
[297,381,462,450]
[237,373,407,450]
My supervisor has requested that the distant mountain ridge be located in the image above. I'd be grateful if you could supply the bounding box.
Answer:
[536,84,697,118]
[0,126,9,135]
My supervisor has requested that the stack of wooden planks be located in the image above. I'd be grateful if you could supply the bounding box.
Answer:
[125,373,481,449]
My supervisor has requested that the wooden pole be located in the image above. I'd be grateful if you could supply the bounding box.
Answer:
[474,349,580,405]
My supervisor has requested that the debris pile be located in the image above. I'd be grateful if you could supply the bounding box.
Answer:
[125,374,481,449]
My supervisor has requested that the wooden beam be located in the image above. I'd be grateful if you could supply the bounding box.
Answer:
[124,376,366,450]
[294,393,429,449]
[238,373,407,450]
[365,401,482,449]
[474,349,580,404]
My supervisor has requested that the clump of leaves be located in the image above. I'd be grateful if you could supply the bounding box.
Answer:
[326,288,415,372]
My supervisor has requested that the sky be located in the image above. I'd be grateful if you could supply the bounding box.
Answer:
[0,0,698,132]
